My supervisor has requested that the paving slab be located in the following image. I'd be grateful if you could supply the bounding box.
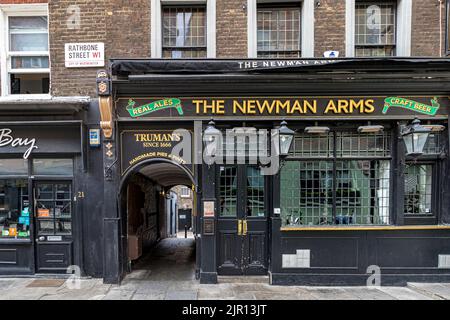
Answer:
[407,283,450,300]
[165,290,198,300]
[306,287,362,300]
[378,287,433,300]
[103,288,136,300]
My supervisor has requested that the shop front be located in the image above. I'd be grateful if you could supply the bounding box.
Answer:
[0,121,85,275]
[100,58,450,285]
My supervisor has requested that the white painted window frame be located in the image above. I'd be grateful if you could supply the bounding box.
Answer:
[151,0,216,58]
[0,3,50,98]
[345,0,411,57]
[247,0,314,58]
[180,186,191,198]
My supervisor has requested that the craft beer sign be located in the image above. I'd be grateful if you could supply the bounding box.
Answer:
[65,42,105,68]
[117,96,449,119]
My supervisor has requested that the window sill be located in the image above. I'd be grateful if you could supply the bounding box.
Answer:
[0,238,31,244]
[0,94,51,101]
[280,225,450,231]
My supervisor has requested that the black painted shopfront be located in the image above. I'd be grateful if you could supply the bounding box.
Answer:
[0,102,89,275]
[2,58,449,286]
[97,58,450,286]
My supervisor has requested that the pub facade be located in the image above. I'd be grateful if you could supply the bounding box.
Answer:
[95,58,450,285]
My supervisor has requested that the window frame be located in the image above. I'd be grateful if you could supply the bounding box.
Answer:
[151,0,216,58]
[161,4,208,58]
[248,0,314,58]
[354,1,397,57]
[345,0,412,57]
[281,128,394,227]
[403,161,439,225]
[0,4,50,98]
[180,186,191,198]
[256,3,302,58]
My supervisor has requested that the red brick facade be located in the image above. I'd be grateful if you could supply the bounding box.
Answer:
[0,0,447,97]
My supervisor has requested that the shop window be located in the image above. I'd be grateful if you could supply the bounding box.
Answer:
[219,166,237,217]
[281,131,392,227]
[257,5,301,58]
[246,166,265,217]
[290,133,334,158]
[0,159,28,175]
[355,2,396,57]
[5,15,50,95]
[33,159,73,176]
[423,133,442,155]
[162,6,207,58]
[35,183,72,235]
[404,164,433,215]
[336,131,391,157]
[0,179,30,238]
[281,161,333,226]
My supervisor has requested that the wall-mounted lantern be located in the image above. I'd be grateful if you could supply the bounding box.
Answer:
[278,120,295,157]
[401,118,431,157]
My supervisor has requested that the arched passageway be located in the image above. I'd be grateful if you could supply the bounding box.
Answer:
[118,159,197,281]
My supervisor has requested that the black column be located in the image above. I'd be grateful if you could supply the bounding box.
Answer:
[102,136,121,284]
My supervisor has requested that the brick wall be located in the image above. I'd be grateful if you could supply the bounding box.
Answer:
[48,0,108,97]
[314,0,346,57]
[216,0,247,58]
[48,0,150,97]
[1,0,447,98]
[411,0,445,57]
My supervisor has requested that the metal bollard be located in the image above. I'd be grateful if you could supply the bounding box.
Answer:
[184,224,188,238]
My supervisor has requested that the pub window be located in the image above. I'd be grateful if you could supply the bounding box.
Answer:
[246,166,265,217]
[355,2,396,57]
[281,130,391,227]
[290,133,334,158]
[180,186,191,198]
[32,159,74,176]
[35,183,72,235]
[162,6,207,58]
[0,179,30,239]
[219,166,237,217]
[6,15,50,94]
[257,5,301,58]
[404,164,433,215]
[422,132,442,155]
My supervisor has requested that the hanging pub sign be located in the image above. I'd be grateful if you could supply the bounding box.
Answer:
[117,96,449,119]
[120,130,193,174]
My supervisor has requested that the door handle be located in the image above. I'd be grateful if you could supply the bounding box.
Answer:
[243,220,248,236]
[237,219,242,236]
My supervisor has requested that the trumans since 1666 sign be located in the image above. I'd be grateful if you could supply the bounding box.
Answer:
[120,130,192,174]
[65,42,105,68]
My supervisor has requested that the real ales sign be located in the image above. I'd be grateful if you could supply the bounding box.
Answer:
[65,42,105,68]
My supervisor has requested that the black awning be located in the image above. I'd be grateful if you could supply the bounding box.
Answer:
[111,58,450,77]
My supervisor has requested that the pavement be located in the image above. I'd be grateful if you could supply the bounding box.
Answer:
[0,237,449,300]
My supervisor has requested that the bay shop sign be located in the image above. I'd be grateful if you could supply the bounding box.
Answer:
[0,129,37,159]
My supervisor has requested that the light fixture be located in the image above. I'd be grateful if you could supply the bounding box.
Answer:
[423,124,446,132]
[203,120,221,147]
[401,117,431,157]
[278,120,295,157]
[357,125,384,133]
[304,126,330,134]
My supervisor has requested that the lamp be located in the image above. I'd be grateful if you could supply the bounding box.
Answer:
[203,120,221,147]
[401,118,431,157]
[278,120,295,157]
[357,125,384,133]
[304,126,330,134]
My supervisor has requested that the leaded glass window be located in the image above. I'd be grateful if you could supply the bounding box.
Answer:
[219,166,237,217]
[404,165,433,215]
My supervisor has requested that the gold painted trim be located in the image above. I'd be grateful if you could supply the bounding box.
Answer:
[99,96,113,139]
[280,225,450,232]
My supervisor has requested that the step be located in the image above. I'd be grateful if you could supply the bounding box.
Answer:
[217,276,269,284]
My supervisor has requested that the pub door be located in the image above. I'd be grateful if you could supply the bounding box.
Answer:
[34,181,73,273]
[217,165,268,275]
